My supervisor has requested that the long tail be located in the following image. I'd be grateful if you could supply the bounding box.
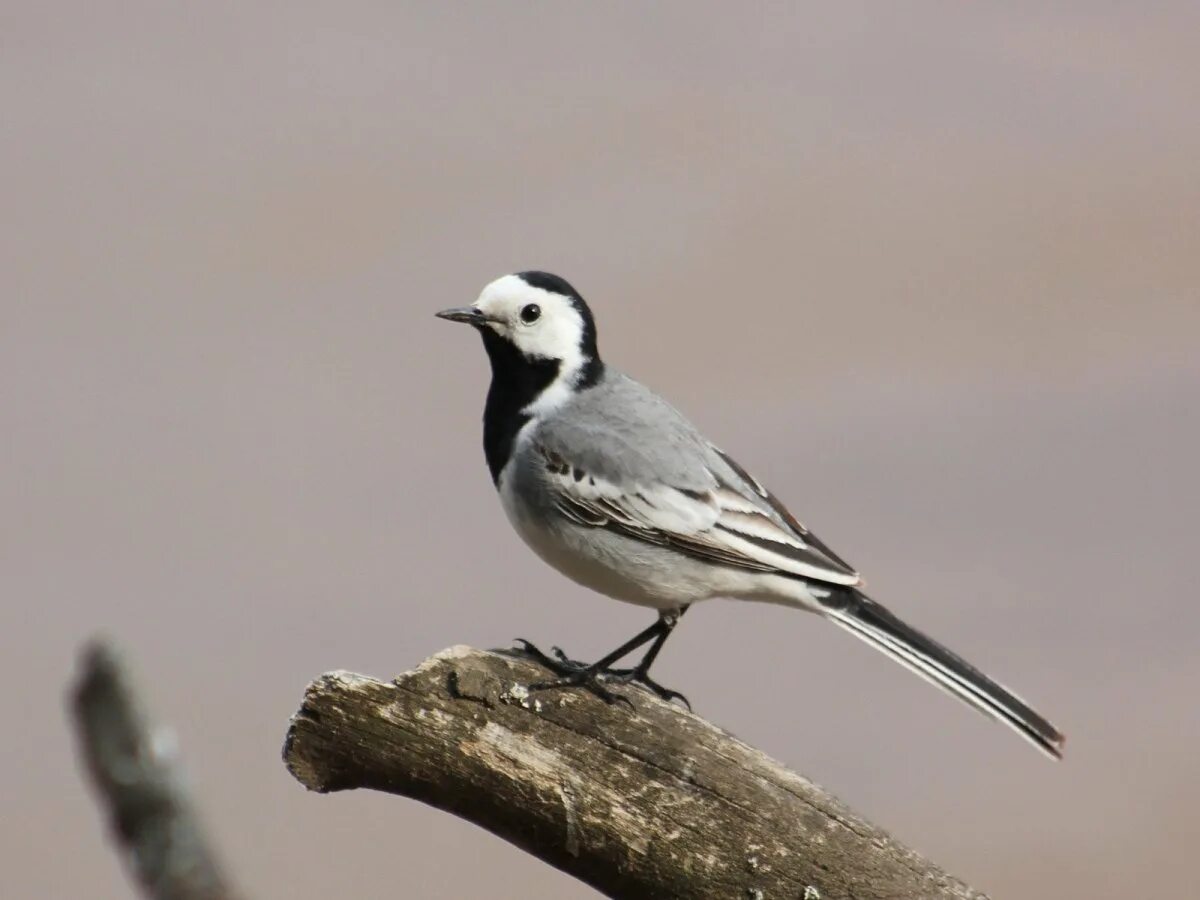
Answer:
[820,589,1065,759]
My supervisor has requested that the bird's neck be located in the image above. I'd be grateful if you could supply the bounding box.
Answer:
[479,331,603,485]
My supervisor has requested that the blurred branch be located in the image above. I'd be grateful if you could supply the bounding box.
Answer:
[70,641,241,900]
[284,646,987,900]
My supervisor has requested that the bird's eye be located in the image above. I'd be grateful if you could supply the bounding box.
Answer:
[520,303,541,324]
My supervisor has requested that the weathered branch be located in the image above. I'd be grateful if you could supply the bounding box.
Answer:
[70,641,242,900]
[284,646,987,900]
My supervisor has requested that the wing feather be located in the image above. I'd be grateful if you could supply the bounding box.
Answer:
[538,441,861,586]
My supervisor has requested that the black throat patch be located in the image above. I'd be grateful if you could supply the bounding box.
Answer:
[479,328,563,485]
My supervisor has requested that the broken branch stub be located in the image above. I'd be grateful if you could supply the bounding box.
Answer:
[70,641,242,900]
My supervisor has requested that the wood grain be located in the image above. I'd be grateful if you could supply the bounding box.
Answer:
[284,646,987,900]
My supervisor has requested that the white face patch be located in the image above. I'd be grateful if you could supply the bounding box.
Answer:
[474,275,587,367]
[473,274,590,418]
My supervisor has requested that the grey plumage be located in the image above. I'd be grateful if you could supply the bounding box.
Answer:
[502,370,857,608]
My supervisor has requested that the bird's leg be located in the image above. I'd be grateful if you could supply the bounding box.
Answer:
[604,606,691,708]
[514,606,691,707]
[514,615,674,706]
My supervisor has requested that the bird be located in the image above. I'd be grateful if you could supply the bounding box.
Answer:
[436,271,1065,759]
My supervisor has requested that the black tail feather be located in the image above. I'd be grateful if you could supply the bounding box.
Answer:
[821,590,1065,759]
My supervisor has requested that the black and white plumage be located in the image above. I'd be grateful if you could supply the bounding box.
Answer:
[436,271,1065,759]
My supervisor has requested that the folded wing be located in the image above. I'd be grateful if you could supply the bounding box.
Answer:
[537,442,861,587]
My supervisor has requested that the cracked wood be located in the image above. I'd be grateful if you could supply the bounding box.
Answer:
[283,646,987,900]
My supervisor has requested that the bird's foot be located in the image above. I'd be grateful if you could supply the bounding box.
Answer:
[512,638,590,672]
[604,667,692,710]
[512,639,633,707]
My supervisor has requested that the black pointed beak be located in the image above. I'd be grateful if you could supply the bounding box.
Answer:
[435,306,486,325]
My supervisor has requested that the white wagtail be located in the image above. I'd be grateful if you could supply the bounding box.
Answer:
[437,271,1064,759]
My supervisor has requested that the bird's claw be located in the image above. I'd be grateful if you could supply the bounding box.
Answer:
[513,638,587,673]
[513,639,634,707]
[604,669,692,710]
[512,639,688,709]
[526,674,635,708]
[551,645,584,666]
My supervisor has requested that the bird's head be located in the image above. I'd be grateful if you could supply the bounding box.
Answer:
[437,271,603,390]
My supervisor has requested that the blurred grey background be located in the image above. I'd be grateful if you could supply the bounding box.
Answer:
[3,3,1198,898]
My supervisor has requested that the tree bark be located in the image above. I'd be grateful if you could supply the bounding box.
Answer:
[283,645,987,900]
